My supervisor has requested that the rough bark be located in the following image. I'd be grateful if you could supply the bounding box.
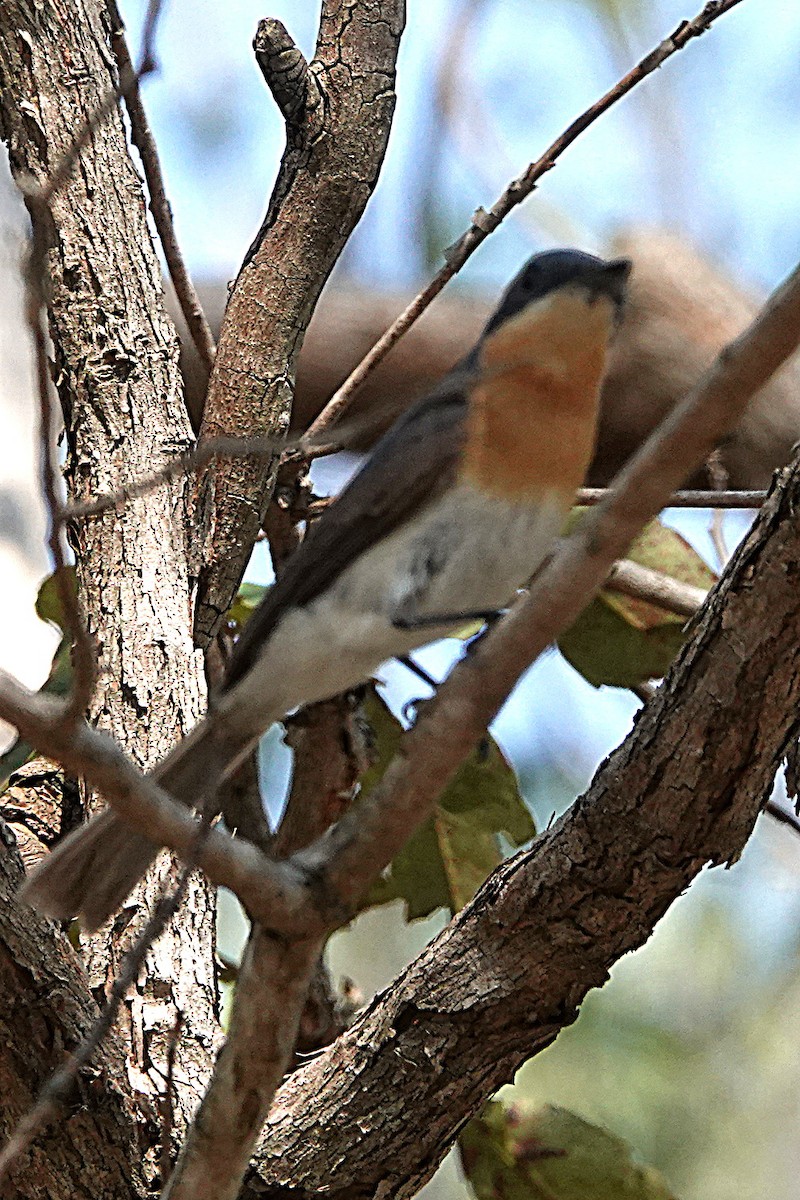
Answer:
[0,819,146,1198]
[243,458,800,1199]
[0,0,217,1147]
[193,0,406,646]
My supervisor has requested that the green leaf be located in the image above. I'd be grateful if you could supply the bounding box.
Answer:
[361,692,535,919]
[227,581,269,634]
[460,1101,678,1200]
[558,517,716,688]
[0,637,74,786]
[35,566,77,631]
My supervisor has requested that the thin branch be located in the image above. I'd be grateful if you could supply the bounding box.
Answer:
[250,461,800,1200]
[58,432,768,529]
[577,487,765,508]
[58,434,284,522]
[304,0,745,444]
[112,21,216,377]
[605,559,708,619]
[764,799,800,838]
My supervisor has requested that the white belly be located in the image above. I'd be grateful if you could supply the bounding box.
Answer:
[218,482,568,737]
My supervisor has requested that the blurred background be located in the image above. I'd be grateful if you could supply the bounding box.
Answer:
[2,1,800,1196]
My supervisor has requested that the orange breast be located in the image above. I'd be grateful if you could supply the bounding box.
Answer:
[460,291,614,503]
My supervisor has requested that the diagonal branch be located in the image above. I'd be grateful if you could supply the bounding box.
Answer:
[247,451,800,1199]
[165,257,800,1200]
[306,0,745,445]
[0,676,311,935]
[295,255,800,912]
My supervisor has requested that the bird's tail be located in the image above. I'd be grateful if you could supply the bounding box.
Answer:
[21,715,241,931]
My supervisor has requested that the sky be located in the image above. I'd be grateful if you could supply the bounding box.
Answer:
[119,0,800,291]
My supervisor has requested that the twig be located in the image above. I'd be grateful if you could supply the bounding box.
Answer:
[58,434,768,529]
[112,22,216,377]
[605,559,708,620]
[764,799,800,838]
[58,434,284,522]
[706,449,731,566]
[0,862,194,1187]
[304,0,745,443]
[577,487,765,509]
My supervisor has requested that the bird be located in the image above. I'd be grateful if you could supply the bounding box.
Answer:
[23,248,631,930]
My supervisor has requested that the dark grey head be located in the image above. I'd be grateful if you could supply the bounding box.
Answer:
[484,249,632,336]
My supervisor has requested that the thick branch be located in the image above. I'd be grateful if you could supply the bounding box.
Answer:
[292,257,800,912]
[192,1,406,647]
[247,454,800,1199]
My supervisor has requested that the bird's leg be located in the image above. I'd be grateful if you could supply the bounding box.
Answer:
[391,608,504,632]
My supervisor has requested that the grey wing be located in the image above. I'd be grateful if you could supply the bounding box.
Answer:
[222,381,468,692]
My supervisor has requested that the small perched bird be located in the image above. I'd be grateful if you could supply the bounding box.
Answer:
[24,249,630,929]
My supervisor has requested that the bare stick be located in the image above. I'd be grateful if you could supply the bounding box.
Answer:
[577,487,766,508]
[304,0,744,443]
[112,23,216,376]
[764,799,800,838]
[59,434,285,522]
[605,559,708,619]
